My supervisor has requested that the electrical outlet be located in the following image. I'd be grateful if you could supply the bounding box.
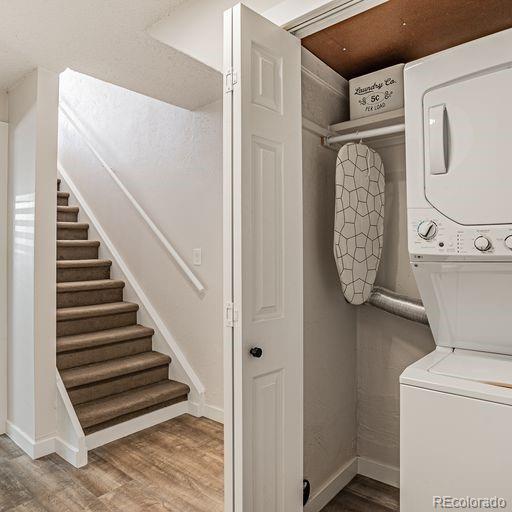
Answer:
[193,248,202,266]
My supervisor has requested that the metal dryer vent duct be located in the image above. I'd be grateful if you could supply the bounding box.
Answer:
[368,286,429,325]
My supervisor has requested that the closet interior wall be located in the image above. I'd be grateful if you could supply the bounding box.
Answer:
[301,48,358,494]
[356,137,434,479]
[301,46,436,488]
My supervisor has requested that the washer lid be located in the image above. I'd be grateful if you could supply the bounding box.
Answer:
[400,348,512,407]
[430,349,512,388]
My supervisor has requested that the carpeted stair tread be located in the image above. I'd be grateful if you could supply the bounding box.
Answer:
[57,240,100,248]
[57,191,69,199]
[57,259,111,269]
[57,279,124,293]
[60,351,171,388]
[76,380,190,429]
[57,301,138,321]
[57,221,89,231]
[57,324,155,353]
[57,240,101,261]
[57,206,79,213]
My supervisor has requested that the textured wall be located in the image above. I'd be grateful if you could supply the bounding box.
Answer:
[301,49,358,495]
[356,141,435,471]
[58,70,224,412]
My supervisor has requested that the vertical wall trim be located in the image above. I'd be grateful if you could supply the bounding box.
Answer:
[0,122,8,435]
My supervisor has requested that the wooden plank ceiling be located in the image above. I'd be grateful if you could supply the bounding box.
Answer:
[302,0,512,79]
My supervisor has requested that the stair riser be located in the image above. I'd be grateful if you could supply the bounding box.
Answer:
[57,245,99,260]
[83,395,187,433]
[57,196,69,207]
[57,337,153,370]
[57,211,78,222]
[68,366,169,405]
[57,287,124,308]
[57,227,88,240]
[57,311,137,336]
[57,266,111,283]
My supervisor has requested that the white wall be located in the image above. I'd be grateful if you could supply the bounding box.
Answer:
[7,68,59,451]
[301,49,358,500]
[58,70,224,412]
[149,0,288,72]
[356,140,435,474]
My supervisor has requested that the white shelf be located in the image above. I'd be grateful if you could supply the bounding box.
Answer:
[329,108,405,136]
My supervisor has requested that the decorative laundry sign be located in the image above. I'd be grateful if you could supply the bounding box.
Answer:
[334,143,385,305]
[349,63,404,119]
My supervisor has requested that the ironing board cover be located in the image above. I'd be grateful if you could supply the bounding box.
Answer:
[333,142,385,305]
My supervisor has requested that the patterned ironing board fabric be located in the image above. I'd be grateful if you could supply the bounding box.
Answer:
[333,142,385,305]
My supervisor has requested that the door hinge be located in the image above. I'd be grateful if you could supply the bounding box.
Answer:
[225,69,238,93]
[225,301,237,327]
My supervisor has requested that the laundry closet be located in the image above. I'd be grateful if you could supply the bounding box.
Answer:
[298,2,512,510]
[222,1,512,511]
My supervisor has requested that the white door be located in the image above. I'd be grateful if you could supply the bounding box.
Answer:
[223,4,303,512]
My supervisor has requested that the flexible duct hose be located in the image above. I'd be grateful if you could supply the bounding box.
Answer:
[368,286,429,325]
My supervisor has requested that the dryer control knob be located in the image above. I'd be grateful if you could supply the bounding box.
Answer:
[505,236,512,250]
[418,221,437,240]
[474,236,492,252]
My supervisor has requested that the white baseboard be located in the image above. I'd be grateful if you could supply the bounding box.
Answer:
[189,401,224,424]
[85,400,189,450]
[6,421,56,459]
[304,456,399,511]
[55,437,88,468]
[304,457,358,512]
[358,456,400,488]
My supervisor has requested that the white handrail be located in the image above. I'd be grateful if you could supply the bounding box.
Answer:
[58,164,205,409]
[59,102,205,294]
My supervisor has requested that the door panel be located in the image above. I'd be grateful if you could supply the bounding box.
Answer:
[424,65,512,225]
[224,4,303,511]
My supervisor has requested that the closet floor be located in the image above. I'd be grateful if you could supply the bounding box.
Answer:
[322,475,399,511]
[0,415,223,512]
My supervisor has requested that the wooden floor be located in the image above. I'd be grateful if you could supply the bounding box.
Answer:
[321,475,399,511]
[0,414,223,512]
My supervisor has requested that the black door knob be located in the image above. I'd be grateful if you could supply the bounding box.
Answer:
[249,347,263,358]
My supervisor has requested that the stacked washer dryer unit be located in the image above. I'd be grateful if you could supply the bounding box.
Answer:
[401,28,512,510]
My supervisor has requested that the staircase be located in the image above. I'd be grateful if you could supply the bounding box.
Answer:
[56,179,190,435]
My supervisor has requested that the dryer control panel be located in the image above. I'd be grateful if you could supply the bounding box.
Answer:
[409,209,512,260]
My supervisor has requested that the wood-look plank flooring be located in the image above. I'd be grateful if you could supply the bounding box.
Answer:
[321,475,399,511]
[0,414,223,512]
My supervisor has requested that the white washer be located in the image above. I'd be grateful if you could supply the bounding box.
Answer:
[402,28,512,510]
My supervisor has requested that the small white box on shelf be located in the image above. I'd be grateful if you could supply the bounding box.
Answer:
[349,63,405,119]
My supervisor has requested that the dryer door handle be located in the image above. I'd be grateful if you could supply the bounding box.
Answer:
[428,104,448,175]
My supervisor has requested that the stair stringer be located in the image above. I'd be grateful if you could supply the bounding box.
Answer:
[56,370,88,468]
[57,164,206,416]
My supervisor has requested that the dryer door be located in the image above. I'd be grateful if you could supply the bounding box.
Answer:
[423,65,512,226]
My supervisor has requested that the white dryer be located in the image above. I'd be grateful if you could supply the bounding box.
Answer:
[401,28,512,510]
